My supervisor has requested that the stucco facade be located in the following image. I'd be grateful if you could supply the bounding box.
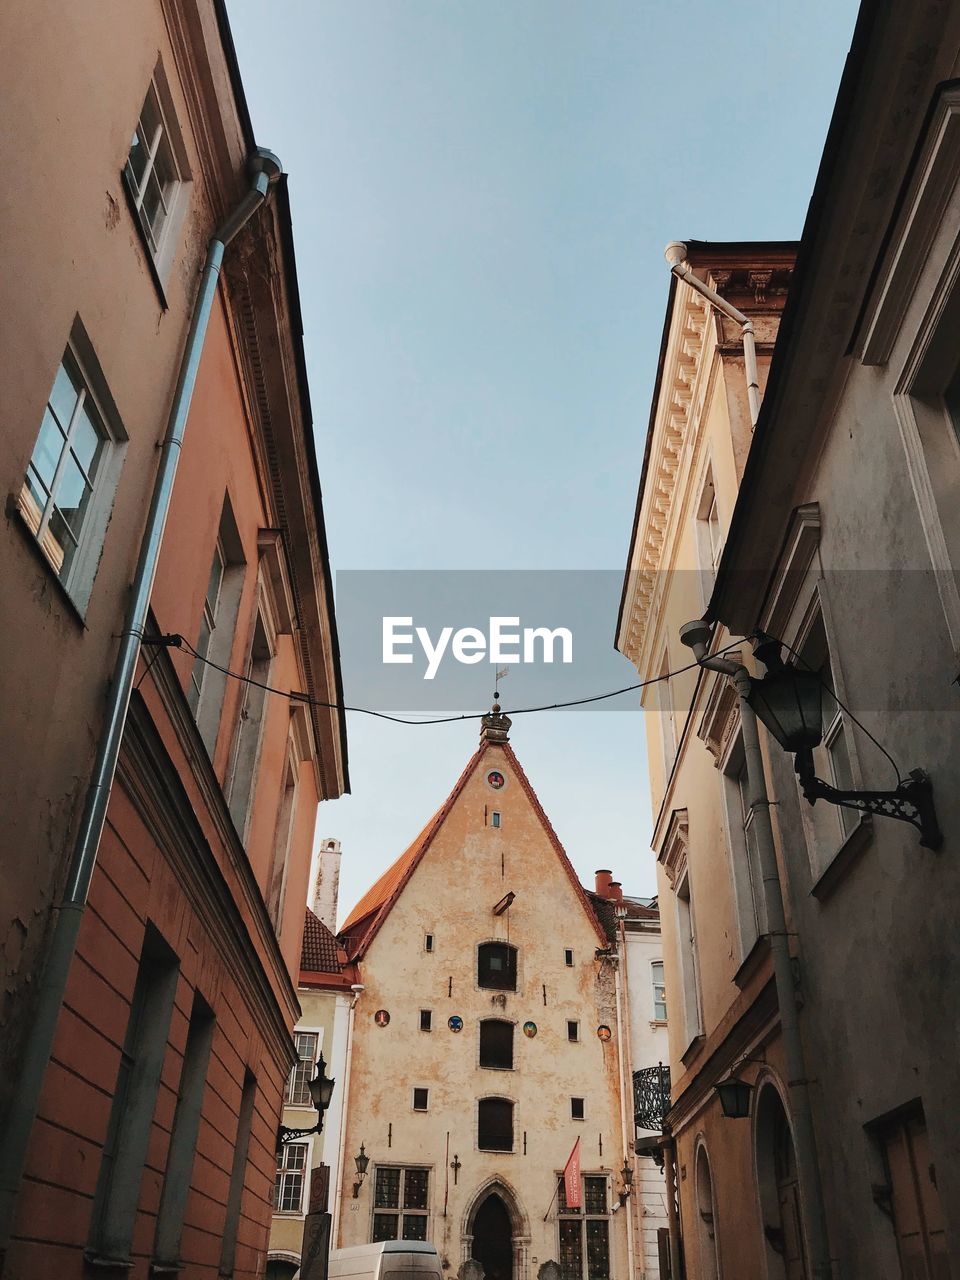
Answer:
[334,715,635,1280]
[0,3,348,1276]
[616,243,795,1279]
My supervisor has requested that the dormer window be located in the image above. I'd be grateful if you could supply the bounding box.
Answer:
[478,942,517,991]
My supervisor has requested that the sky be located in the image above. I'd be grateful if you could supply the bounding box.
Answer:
[225,0,861,925]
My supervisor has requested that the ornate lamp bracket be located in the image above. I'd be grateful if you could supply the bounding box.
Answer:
[277,1120,322,1149]
[795,749,942,851]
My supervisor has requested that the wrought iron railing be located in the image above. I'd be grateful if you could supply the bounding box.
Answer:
[633,1064,671,1132]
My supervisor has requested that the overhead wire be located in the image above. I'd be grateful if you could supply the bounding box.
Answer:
[136,631,747,726]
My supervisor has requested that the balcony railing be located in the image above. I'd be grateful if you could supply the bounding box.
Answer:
[633,1064,671,1132]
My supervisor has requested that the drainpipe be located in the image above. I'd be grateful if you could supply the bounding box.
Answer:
[664,242,761,429]
[611,947,637,1280]
[678,621,832,1280]
[331,982,364,1246]
[0,148,283,1266]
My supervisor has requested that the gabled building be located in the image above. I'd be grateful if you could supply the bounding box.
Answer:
[333,708,636,1280]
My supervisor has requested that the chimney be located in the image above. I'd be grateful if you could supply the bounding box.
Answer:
[312,837,342,930]
[609,881,623,902]
[595,869,613,898]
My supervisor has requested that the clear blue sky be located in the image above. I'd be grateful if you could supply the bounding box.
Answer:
[226,0,860,924]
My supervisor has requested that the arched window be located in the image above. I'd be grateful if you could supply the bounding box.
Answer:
[478,1098,514,1151]
[477,942,517,991]
[695,1143,720,1280]
[479,1020,514,1070]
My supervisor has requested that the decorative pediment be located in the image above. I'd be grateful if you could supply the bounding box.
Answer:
[759,503,821,638]
[697,658,742,764]
[658,809,689,889]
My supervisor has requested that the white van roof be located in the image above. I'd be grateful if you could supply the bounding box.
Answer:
[331,1242,439,1259]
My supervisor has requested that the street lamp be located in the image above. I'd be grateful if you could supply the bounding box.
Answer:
[353,1143,370,1198]
[748,633,942,849]
[714,1076,754,1119]
[277,1051,336,1148]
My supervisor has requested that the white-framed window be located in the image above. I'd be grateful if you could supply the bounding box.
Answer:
[412,1087,429,1112]
[651,961,667,1022]
[266,744,300,930]
[491,810,502,828]
[424,933,434,953]
[419,1010,432,1032]
[567,1020,580,1043]
[189,498,245,752]
[18,330,126,612]
[557,1173,611,1280]
[564,948,574,967]
[285,1031,319,1106]
[124,64,190,278]
[225,600,275,840]
[273,1142,307,1214]
[570,1097,585,1121]
[675,869,703,1048]
[371,1166,429,1242]
[696,466,724,575]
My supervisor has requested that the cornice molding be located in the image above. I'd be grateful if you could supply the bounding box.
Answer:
[697,657,742,766]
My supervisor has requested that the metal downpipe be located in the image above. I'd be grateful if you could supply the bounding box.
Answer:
[0,150,282,1266]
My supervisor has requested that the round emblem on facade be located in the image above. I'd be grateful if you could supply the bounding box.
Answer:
[523,1021,538,1038]
[597,1024,612,1042]
[487,770,506,790]
[448,1015,464,1032]
[374,1009,390,1027]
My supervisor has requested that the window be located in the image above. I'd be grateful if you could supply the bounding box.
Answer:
[558,1175,610,1280]
[491,811,502,829]
[286,1032,319,1106]
[874,1104,947,1278]
[696,467,724,580]
[564,949,574,967]
[675,871,703,1047]
[219,1070,257,1276]
[413,1088,429,1112]
[372,1167,429,1242]
[571,1097,585,1121]
[479,1020,514,1070]
[722,740,767,958]
[656,649,677,772]
[89,927,179,1264]
[188,499,245,751]
[477,942,517,991]
[424,933,434,953]
[274,1142,307,1214]
[226,604,274,839]
[567,1020,580,1043]
[651,962,667,1022]
[266,746,299,930]
[124,67,188,272]
[153,992,214,1267]
[796,612,858,868]
[478,1098,513,1152]
[18,334,125,611]
[419,1010,432,1032]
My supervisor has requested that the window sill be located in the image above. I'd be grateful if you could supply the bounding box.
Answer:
[8,494,88,627]
[648,1019,668,1029]
[680,1034,705,1068]
[479,1064,515,1071]
[150,1263,183,1276]
[733,934,770,991]
[84,1252,134,1271]
[810,813,874,903]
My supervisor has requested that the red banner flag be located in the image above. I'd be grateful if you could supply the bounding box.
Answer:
[563,1137,582,1209]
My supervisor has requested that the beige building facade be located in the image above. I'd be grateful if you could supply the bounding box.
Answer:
[334,711,637,1280]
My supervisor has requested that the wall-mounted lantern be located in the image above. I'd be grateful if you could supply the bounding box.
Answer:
[714,1076,754,1119]
[353,1143,370,1198]
[277,1051,335,1149]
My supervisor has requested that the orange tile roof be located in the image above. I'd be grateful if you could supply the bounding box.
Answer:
[338,739,607,960]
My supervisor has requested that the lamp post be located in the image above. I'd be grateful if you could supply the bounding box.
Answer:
[352,1143,370,1198]
[679,620,832,1280]
[278,1051,336,1148]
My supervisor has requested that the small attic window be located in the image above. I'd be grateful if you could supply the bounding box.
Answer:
[564,948,574,967]
[491,811,501,829]
[424,934,434,953]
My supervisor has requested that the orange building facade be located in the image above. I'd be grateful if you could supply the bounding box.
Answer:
[0,2,347,1277]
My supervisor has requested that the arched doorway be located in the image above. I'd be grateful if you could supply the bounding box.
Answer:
[755,1084,807,1278]
[472,1193,513,1280]
[695,1142,720,1280]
